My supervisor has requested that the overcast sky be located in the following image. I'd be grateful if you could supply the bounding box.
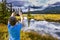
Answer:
[0,0,60,6]
[29,0,60,6]
[0,0,2,2]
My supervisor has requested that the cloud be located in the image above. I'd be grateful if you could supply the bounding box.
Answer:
[47,0,60,4]
[7,0,28,2]
[0,0,2,2]
[6,0,60,6]
[7,0,60,4]
[29,0,60,6]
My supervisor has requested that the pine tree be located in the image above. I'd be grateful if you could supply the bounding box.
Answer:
[0,0,10,24]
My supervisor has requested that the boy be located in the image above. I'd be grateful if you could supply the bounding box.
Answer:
[7,10,23,40]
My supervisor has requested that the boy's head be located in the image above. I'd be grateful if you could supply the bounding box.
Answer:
[9,17,17,26]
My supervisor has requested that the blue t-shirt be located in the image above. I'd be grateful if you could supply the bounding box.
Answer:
[7,22,22,40]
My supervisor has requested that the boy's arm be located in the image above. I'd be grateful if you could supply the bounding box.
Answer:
[19,9,23,23]
[11,12,15,17]
[8,12,15,23]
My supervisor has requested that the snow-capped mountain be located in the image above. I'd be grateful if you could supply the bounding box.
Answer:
[52,2,60,5]
[30,2,60,13]
[41,2,60,13]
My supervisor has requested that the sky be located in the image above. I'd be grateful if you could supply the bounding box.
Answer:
[0,0,2,2]
[0,0,60,12]
[29,0,60,6]
[0,0,60,6]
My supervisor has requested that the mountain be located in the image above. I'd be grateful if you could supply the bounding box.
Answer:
[30,6,43,9]
[31,2,60,14]
[52,2,60,5]
[8,1,60,14]
[42,2,60,13]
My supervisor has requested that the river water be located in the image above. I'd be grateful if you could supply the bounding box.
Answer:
[22,17,60,39]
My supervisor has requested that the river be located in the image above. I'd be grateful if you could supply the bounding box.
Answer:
[22,17,60,39]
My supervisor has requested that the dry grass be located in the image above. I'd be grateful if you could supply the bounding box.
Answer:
[21,31,58,40]
[16,14,60,22]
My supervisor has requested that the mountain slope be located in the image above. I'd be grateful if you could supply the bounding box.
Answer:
[42,2,60,13]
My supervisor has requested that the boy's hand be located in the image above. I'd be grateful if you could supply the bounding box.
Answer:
[19,9,22,16]
[18,9,23,23]
[11,12,15,17]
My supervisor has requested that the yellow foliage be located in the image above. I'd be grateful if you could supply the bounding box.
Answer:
[16,14,60,22]
[44,14,60,20]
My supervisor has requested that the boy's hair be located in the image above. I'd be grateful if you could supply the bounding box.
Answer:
[9,17,17,26]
